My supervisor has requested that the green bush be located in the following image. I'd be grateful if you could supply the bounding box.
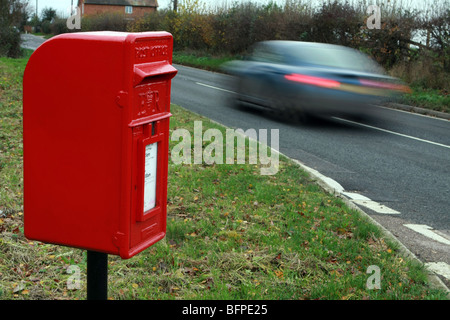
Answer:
[40,20,52,34]
[81,12,130,32]
[310,1,364,47]
[0,0,26,58]
[50,18,70,35]
[0,27,22,58]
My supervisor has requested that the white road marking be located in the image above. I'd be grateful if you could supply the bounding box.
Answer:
[334,117,450,149]
[350,201,400,214]
[293,160,401,214]
[378,105,450,122]
[196,82,236,94]
[425,262,450,280]
[342,192,371,201]
[404,224,450,245]
[343,192,400,214]
[293,161,345,193]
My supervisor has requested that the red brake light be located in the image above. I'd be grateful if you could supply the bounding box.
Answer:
[359,79,411,93]
[284,74,340,88]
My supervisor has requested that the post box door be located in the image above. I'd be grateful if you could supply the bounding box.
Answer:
[129,119,170,250]
[122,33,177,256]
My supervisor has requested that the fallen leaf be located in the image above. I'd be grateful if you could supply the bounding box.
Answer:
[12,282,25,293]
[274,270,284,278]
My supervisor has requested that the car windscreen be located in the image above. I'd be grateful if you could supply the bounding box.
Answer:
[287,45,384,73]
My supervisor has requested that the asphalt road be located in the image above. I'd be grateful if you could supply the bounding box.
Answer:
[20,33,47,51]
[171,64,450,287]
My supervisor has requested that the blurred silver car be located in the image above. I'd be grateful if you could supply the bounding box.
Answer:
[223,41,410,121]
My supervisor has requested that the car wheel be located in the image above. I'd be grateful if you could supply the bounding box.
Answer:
[233,78,250,109]
[267,94,309,124]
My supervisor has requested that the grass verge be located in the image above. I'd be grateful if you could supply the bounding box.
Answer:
[399,86,449,114]
[30,33,53,40]
[0,49,31,213]
[0,53,448,300]
[173,50,238,72]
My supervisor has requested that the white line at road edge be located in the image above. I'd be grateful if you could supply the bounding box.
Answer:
[378,105,450,122]
[196,82,236,94]
[290,160,400,214]
[334,117,450,149]
[404,224,450,245]
[350,200,400,214]
[425,262,450,280]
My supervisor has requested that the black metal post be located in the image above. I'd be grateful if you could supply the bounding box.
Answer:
[87,250,108,300]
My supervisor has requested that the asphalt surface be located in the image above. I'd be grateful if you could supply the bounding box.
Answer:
[20,33,47,51]
[20,33,450,289]
[170,64,450,288]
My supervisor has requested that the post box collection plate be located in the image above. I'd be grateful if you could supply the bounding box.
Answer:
[23,31,177,259]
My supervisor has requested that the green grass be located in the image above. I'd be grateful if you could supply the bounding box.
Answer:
[0,52,448,300]
[0,49,32,212]
[173,51,238,72]
[31,33,53,40]
[400,86,449,114]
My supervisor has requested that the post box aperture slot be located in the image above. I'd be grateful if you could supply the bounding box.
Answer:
[136,122,164,222]
[134,61,177,87]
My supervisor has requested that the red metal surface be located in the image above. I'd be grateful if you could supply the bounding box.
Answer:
[23,31,177,259]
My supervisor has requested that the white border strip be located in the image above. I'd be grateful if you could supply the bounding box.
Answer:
[404,224,450,245]
[334,117,450,149]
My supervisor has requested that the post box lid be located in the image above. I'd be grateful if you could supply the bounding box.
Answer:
[46,31,173,42]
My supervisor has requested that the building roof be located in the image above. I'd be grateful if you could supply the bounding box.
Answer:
[80,0,158,7]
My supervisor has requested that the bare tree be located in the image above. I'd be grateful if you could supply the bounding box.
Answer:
[172,0,178,12]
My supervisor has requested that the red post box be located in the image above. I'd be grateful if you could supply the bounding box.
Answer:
[23,31,177,259]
